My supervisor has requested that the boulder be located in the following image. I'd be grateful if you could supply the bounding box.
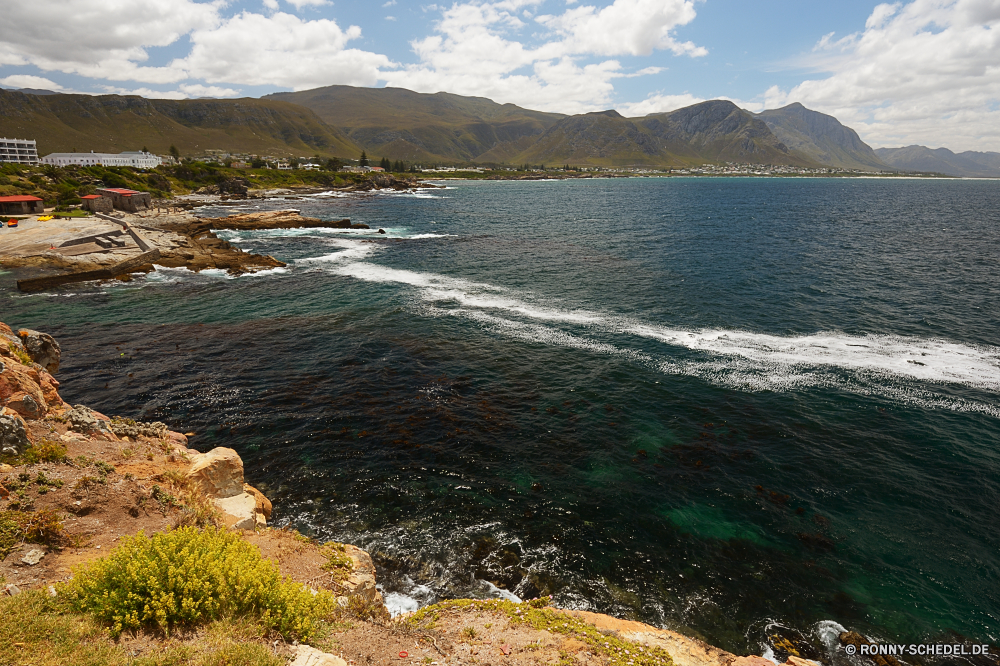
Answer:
[341,544,382,604]
[786,657,822,666]
[21,548,45,565]
[166,431,189,448]
[186,447,244,498]
[0,359,49,419]
[245,483,272,520]
[289,645,347,666]
[213,492,258,530]
[17,329,61,373]
[65,405,115,437]
[0,413,30,456]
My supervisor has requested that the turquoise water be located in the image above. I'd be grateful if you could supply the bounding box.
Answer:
[3,177,999,658]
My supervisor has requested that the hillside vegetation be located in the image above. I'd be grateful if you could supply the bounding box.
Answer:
[266,85,565,163]
[0,89,360,158]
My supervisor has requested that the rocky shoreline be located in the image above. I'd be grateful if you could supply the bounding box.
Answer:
[1,172,430,291]
[1,323,842,666]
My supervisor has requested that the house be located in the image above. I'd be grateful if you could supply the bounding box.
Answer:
[0,195,44,215]
[41,151,162,169]
[80,194,113,213]
[95,187,152,212]
[0,138,39,164]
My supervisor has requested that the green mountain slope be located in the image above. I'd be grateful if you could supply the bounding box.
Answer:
[756,103,888,171]
[0,89,360,158]
[264,85,565,162]
[874,145,1000,177]
[485,101,817,167]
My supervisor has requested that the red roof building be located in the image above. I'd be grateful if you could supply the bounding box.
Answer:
[0,195,44,215]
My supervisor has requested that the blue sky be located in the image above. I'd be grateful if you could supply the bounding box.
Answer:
[2,0,999,151]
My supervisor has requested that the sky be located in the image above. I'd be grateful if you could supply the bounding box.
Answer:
[1,0,999,151]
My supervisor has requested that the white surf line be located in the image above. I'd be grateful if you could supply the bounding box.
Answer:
[333,261,1000,401]
[624,325,1000,390]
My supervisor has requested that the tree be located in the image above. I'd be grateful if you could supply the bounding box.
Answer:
[359,151,369,167]
[142,146,149,153]
[325,157,343,171]
[251,157,266,169]
[380,157,391,171]
[169,145,180,160]
[393,160,404,172]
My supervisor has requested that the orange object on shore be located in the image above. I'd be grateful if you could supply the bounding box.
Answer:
[6,219,17,227]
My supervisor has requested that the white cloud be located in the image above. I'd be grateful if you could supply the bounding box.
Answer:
[537,0,706,57]
[381,0,704,113]
[383,0,397,5]
[0,0,219,84]
[0,74,66,91]
[178,11,392,89]
[96,83,242,99]
[765,0,1000,151]
[617,92,704,116]
[285,0,330,7]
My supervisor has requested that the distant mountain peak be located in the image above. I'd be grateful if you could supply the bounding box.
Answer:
[587,109,623,118]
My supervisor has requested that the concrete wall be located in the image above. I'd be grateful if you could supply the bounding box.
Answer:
[95,189,152,212]
[81,196,113,213]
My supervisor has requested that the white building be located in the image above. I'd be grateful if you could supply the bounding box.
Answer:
[0,137,39,164]
[41,150,162,169]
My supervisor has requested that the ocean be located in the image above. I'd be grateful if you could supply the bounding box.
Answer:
[3,177,999,659]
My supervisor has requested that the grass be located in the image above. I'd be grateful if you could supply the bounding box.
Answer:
[0,589,284,666]
[320,541,353,584]
[408,598,675,666]
[6,341,33,367]
[61,527,338,639]
[2,439,69,466]
[0,508,66,559]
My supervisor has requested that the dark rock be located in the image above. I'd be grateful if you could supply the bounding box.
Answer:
[0,414,30,456]
[17,329,60,373]
[218,177,250,196]
[65,404,114,436]
[378,229,386,234]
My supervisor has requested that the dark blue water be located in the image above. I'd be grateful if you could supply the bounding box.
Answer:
[3,177,999,659]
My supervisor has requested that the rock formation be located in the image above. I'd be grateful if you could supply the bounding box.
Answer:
[186,446,269,529]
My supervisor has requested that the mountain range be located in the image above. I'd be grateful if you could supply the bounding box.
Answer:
[874,145,1000,178]
[0,88,359,157]
[3,84,999,176]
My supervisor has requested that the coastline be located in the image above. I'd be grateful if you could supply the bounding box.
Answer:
[0,321,825,666]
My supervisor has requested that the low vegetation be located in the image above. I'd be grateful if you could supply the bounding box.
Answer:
[0,507,66,559]
[61,526,338,639]
[0,589,284,666]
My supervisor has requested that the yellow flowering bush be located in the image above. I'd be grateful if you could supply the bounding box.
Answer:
[62,527,336,639]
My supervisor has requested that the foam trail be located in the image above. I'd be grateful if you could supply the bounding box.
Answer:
[627,325,1000,390]
[333,260,1000,413]
[336,263,601,323]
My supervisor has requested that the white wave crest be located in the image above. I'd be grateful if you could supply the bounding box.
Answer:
[332,261,1000,414]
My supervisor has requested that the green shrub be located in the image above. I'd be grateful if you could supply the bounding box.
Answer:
[19,439,69,464]
[0,509,66,558]
[63,527,337,638]
[7,341,33,366]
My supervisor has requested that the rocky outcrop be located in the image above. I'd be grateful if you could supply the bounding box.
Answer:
[64,404,116,438]
[340,544,381,603]
[17,329,61,373]
[1,324,66,420]
[289,645,348,666]
[163,210,369,233]
[0,413,30,456]
[186,446,268,529]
